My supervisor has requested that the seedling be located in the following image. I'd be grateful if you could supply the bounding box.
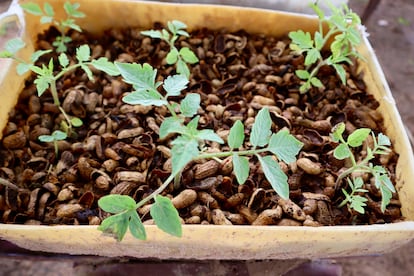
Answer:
[0,38,119,136]
[338,177,368,214]
[141,20,199,78]
[331,122,395,213]
[98,61,303,241]
[21,1,85,52]
[38,130,67,156]
[288,3,362,93]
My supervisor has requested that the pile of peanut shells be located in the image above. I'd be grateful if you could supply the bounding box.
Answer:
[0,24,403,227]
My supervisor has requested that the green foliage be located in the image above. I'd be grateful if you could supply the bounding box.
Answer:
[339,177,368,214]
[288,3,362,93]
[331,122,395,213]
[38,130,67,156]
[141,20,198,78]
[21,1,85,52]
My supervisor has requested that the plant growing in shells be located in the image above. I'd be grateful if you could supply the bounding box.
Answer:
[0,2,402,242]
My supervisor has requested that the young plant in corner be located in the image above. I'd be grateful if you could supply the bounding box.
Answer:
[288,3,362,93]
[331,122,395,214]
[21,1,85,53]
[97,61,303,241]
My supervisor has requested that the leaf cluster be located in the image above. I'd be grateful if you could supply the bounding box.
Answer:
[288,3,362,93]
[141,20,198,78]
[21,1,85,52]
[331,122,395,213]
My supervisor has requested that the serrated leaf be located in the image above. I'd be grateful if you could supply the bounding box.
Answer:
[58,53,69,67]
[16,63,31,75]
[257,155,289,199]
[349,195,367,214]
[295,69,310,80]
[98,194,137,213]
[166,48,179,64]
[267,130,303,164]
[91,58,120,76]
[379,185,392,213]
[21,3,43,15]
[288,30,313,49]
[228,120,245,149]
[347,128,370,147]
[31,49,52,63]
[141,30,163,39]
[34,76,51,96]
[304,48,320,66]
[180,93,200,117]
[98,212,129,241]
[333,143,351,160]
[122,91,166,106]
[171,138,199,175]
[40,16,53,24]
[76,45,91,62]
[195,129,224,144]
[250,108,271,148]
[129,211,146,240]
[232,153,249,184]
[115,62,159,92]
[163,74,188,97]
[314,31,324,50]
[179,47,199,64]
[159,117,185,139]
[332,63,346,84]
[4,38,25,54]
[151,195,182,237]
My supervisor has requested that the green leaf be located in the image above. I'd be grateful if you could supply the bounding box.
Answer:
[314,32,324,50]
[31,49,52,63]
[70,117,83,127]
[267,130,303,164]
[43,2,54,16]
[151,195,182,237]
[159,117,185,138]
[170,20,187,32]
[331,122,345,142]
[129,211,146,240]
[232,153,249,184]
[332,63,347,84]
[250,108,272,148]
[122,91,167,106]
[98,212,129,241]
[180,93,200,117]
[34,76,52,96]
[16,63,31,75]
[310,77,323,88]
[40,15,53,24]
[76,45,91,62]
[80,64,93,81]
[141,30,163,39]
[179,47,199,64]
[288,30,313,50]
[347,128,371,147]
[195,129,224,144]
[163,74,188,97]
[51,130,67,140]
[228,120,245,149]
[64,2,85,18]
[166,48,179,64]
[333,143,351,160]
[38,134,54,143]
[98,194,137,213]
[295,70,310,80]
[257,155,289,199]
[176,59,190,78]
[21,3,43,15]
[377,133,391,146]
[349,195,367,214]
[311,3,325,19]
[115,62,160,92]
[380,184,392,213]
[91,58,120,76]
[4,38,25,55]
[58,53,69,68]
[171,138,199,175]
[304,48,321,66]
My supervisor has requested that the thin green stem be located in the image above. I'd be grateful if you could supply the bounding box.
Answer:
[196,147,268,160]
[136,173,176,209]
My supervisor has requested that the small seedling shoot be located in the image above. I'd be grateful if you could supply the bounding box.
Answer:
[38,130,67,157]
[21,1,85,52]
[288,3,362,93]
[331,122,395,213]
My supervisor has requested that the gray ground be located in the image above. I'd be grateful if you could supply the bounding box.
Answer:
[0,0,414,275]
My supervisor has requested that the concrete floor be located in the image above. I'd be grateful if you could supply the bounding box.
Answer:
[1,0,414,275]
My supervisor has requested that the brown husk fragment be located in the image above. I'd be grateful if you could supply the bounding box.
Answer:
[0,24,402,227]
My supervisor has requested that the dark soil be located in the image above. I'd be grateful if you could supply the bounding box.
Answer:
[0,23,403,227]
